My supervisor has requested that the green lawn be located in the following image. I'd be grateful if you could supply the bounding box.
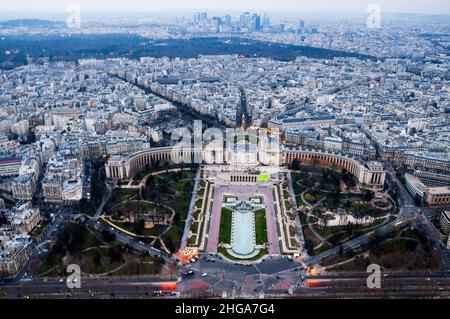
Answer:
[40,223,102,274]
[31,220,49,236]
[105,169,197,253]
[108,220,168,237]
[313,224,343,238]
[107,189,140,210]
[111,200,156,217]
[313,242,333,255]
[187,234,197,246]
[400,228,427,243]
[195,199,203,210]
[219,208,233,244]
[162,224,184,252]
[193,208,201,220]
[191,221,199,234]
[255,209,268,245]
[293,183,306,196]
[372,238,418,255]
[284,200,292,211]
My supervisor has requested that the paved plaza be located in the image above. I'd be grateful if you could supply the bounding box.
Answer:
[206,185,280,255]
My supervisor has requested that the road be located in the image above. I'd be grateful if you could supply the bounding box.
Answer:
[11,214,67,282]
[112,74,226,130]
[94,183,112,219]
[0,277,178,299]
[286,171,308,259]
[180,167,201,248]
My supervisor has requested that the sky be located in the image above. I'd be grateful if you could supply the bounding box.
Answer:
[1,0,449,15]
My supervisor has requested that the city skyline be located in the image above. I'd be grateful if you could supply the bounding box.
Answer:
[0,0,450,16]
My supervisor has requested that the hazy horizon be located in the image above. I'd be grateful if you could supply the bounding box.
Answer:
[0,0,449,17]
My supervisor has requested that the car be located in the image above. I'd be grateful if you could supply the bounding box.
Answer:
[182,271,194,277]
[201,273,208,277]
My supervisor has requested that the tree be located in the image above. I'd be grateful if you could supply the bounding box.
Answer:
[345,223,354,237]
[159,182,169,194]
[165,236,175,252]
[146,175,154,187]
[108,247,122,263]
[338,245,345,257]
[0,214,6,227]
[343,248,356,259]
[102,229,116,243]
[184,181,193,194]
[405,240,418,251]
[290,159,301,171]
[155,256,166,265]
[164,161,170,170]
[414,194,423,206]
[93,250,101,267]
[133,219,145,235]
[304,240,314,255]
[364,190,375,202]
